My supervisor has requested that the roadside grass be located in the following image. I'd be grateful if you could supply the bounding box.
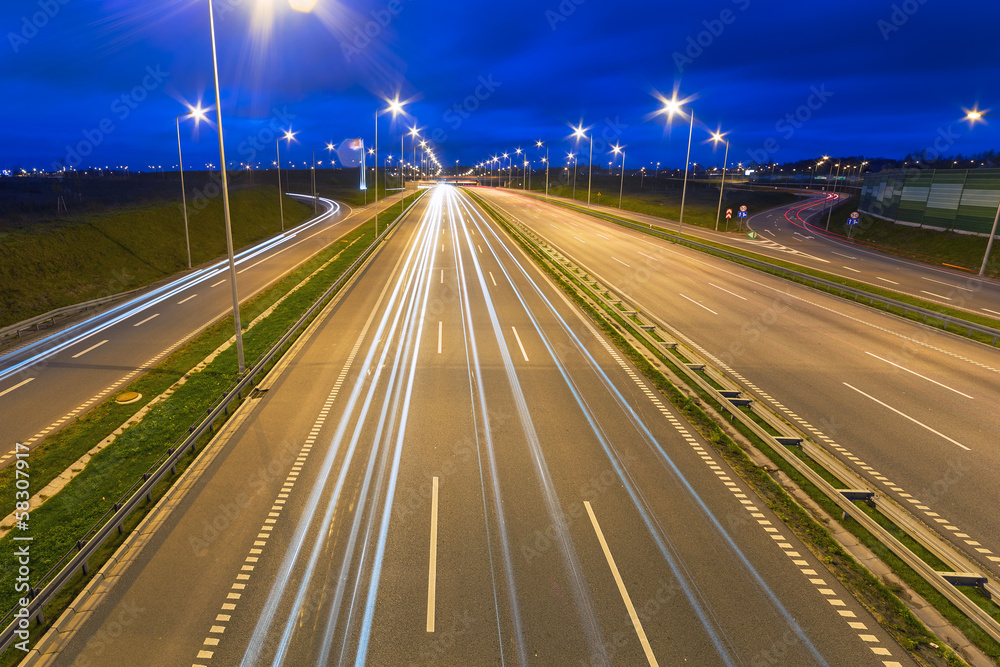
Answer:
[469,189,974,665]
[0,199,407,653]
[531,175,800,231]
[0,187,313,328]
[828,205,999,277]
[531,195,1000,337]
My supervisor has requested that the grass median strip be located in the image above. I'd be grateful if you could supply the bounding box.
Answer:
[0,199,408,662]
[468,189,977,665]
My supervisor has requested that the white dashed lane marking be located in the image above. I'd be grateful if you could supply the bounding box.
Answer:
[577,317,903,664]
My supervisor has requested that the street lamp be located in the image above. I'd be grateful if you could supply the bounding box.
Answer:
[176,103,206,269]
[711,131,729,231]
[374,97,406,237]
[276,128,296,231]
[657,93,696,236]
[572,123,594,208]
[825,162,842,230]
[537,140,549,200]
[568,152,577,200]
[965,107,1000,275]
[207,0,244,373]
[611,143,625,209]
[515,147,522,188]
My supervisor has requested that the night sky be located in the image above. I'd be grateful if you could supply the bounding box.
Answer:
[2,0,999,174]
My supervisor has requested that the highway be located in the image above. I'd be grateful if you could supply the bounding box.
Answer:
[524,190,1000,319]
[43,186,911,666]
[0,193,405,470]
[476,186,1000,579]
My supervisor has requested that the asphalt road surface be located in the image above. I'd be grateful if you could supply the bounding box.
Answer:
[46,185,913,667]
[0,193,407,470]
[526,189,1000,320]
[478,186,1000,581]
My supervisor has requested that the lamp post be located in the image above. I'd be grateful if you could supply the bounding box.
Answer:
[515,147,522,188]
[568,152,577,200]
[659,95,695,236]
[276,128,296,231]
[711,132,729,231]
[966,108,1000,275]
[825,162,842,230]
[538,140,550,200]
[611,143,625,209]
[175,104,206,269]
[572,123,594,208]
[374,97,406,238]
[207,0,244,373]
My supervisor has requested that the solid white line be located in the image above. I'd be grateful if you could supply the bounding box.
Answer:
[678,293,718,315]
[876,276,899,285]
[511,326,529,362]
[438,321,442,354]
[0,377,34,398]
[922,276,973,292]
[178,294,198,304]
[611,256,630,267]
[71,339,109,359]
[841,265,861,273]
[210,279,227,287]
[708,282,747,300]
[489,271,497,287]
[832,251,856,260]
[133,313,159,327]
[427,476,439,633]
[864,352,973,399]
[920,290,951,300]
[584,501,658,666]
[983,308,1000,317]
[843,383,970,450]
[573,236,586,243]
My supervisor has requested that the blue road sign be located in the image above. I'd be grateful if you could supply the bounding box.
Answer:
[737,211,747,218]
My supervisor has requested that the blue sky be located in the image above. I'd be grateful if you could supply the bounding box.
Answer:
[1,0,998,173]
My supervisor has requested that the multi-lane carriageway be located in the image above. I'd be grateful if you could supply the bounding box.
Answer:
[43,185,913,666]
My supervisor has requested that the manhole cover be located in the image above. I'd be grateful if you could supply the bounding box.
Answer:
[116,391,142,405]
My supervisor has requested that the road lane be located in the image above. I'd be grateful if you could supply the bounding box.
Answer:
[478,186,1000,573]
[49,186,913,666]
[503,188,1000,318]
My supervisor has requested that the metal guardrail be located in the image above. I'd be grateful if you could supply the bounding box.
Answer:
[518,195,1000,346]
[0,194,422,653]
[0,290,141,346]
[480,195,1000,647]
